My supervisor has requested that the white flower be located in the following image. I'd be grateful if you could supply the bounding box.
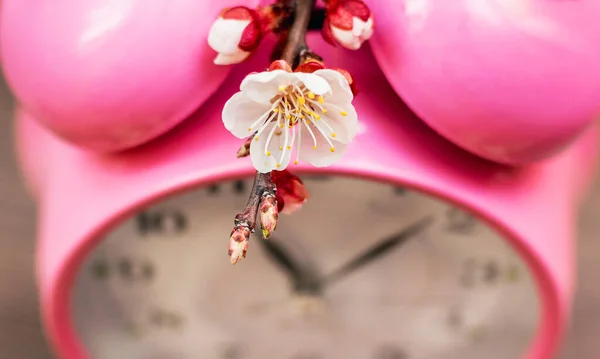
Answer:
[207,7,262,65]
[222,69,358,173]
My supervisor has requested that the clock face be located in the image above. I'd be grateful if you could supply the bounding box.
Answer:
[71,175,540,359]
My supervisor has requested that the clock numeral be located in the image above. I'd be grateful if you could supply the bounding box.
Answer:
[483,261,500,284]
[148,308,184,329]
[90,259,110,280]
[233,180,246,194]
[89,257,155,283]
[458,259,514,288]
[207,181,247,195]
[506,264,521,283]
[119,257,154,282]
[136,210,187,236]
[374,345,409,359]
[445,208,478,235]
[393,186,407,196]
[208,184,221,194]
[304,175,331,182]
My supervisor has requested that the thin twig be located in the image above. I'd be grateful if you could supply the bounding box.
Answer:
[281,0,317,67]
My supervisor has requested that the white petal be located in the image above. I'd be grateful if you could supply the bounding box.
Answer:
[250,123,293,173]
[318,102,359,143]
[207,18,250,54]
[214,51,250,65]
[240,70,296,104]
[222,92,271,139]
[298,125,348,167]
[294,72,332,96]
[331,25,362,50]
[313,69,354,104]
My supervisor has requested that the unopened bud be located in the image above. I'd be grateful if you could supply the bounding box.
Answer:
[259,193,279,239]
[295,59,326,74]
[270,170,309,215]
[228,222,251,264]
[208,6,263,65]
[322,0,374,50]
[268,60,292,72]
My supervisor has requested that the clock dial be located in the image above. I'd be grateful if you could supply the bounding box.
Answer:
[71,176,539,359]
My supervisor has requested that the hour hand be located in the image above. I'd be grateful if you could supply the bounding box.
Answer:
[257,235,322,295]
[324,216,435,285]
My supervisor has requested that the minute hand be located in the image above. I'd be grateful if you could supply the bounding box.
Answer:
[257,235,322,295]
[324,216,435,285]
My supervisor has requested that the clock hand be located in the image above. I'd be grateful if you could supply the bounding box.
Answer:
[324,216,435,285]
[257,235,323,295]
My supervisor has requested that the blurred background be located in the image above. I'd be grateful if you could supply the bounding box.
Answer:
[0,75,598,359]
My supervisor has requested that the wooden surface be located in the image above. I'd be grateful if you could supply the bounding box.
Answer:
[0,78,598,359]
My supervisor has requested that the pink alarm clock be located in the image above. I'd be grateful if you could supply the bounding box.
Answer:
[14,35,600,359]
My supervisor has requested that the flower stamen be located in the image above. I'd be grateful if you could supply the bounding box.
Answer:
[294,126,301,164]
[302,118,318,149]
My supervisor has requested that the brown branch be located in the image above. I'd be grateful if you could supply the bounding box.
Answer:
[229,0,317,264]
[281,0,317,67]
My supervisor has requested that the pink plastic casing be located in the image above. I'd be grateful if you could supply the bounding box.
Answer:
[15,36,598,359]
[368,0,600,165]
[1,0,259,153]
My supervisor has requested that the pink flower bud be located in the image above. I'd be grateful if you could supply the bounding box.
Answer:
[208,6,263,65]
[322,0,374,50]
[259,194,279,239]
[228,223,251,264]
[270,170,309,215]
[268,60,293,72]
[295,59,326,74]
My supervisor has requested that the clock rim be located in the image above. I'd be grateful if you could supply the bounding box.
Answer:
[39,166,566,359]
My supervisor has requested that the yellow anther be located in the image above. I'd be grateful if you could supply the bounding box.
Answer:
[287,145,291,150]
[286,114,292,119]
[340,111,348,116]
[279,146,283,150]
[318,96,325,104]
[330,147,335,152]
[266,151,271,156]
[313,145,317,150]
[294,160,299,164]
[307,92,316,99]
[298,97,306,105]
[276,163,281,168]
[331,133,336,138]
[254,136,259,141]
[248,127,252,131]
[313,114,321,120]
[322,108,328,114]
[273,108,279,113]
[279,123,284,128]
[278,85,286,92]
